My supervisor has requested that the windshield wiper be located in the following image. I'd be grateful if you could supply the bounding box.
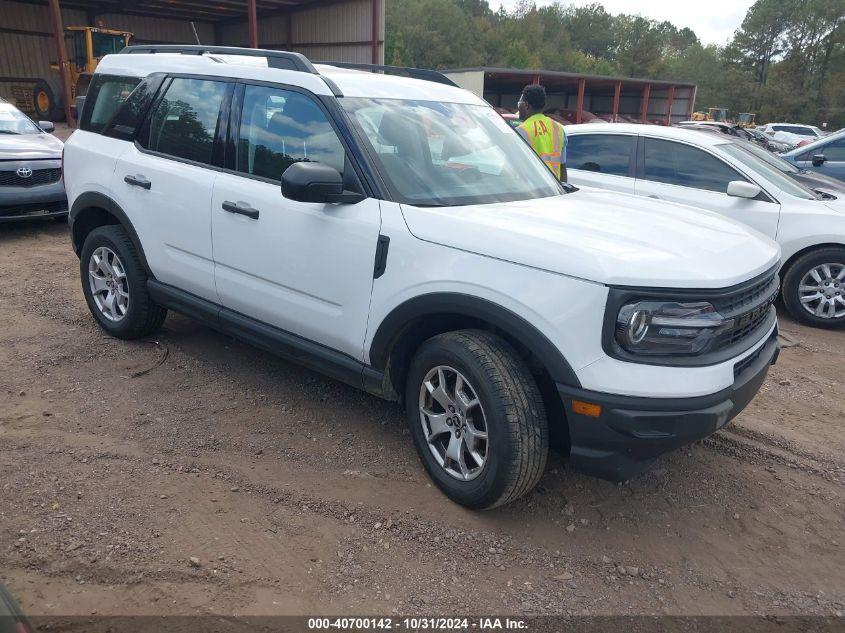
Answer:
[0,130,22,135]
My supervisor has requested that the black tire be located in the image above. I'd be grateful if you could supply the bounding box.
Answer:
[32,79,63,122]
[80,225,167,339]
[782,247,845,328]
[405,329,548,510]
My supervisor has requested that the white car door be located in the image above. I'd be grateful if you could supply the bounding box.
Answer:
[634,136,780,240]
[112,76,231,302]
[211,83,381,360]
[565,132,637,194]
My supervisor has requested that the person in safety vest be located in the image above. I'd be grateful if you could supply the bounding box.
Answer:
[516,84,567,182]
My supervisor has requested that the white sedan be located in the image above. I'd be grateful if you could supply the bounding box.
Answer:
[565,123,845,327]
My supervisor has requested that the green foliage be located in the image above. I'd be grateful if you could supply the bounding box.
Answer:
[386,0,845,127]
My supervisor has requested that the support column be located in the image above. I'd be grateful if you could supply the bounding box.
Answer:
[576,78,585,124]
[47,0,74,126]
[612,80,621,122]
[640,83,651,124]
[371,0,379,63]
[247,0,258,48]
[688,86,697,120]
[665,85,675,126]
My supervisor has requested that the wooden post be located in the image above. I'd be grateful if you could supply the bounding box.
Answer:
[640,83,651,124]
[532,75,540,85]
[612,80,621,122]
[371,0,379,63]
[665,85,675,126]
[247,0,258,48]
[688,85,697,119]
[576,78,585,124]
[47,0,74,126]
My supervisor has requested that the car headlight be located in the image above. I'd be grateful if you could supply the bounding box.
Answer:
[615,301,733,356]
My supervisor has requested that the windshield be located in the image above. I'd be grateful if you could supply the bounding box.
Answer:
[719,143,819,200]
[734,140,799,173]
[774,125,817,137]
[92,32,126,58]
[340,97,563,207]
[0,102,41,134]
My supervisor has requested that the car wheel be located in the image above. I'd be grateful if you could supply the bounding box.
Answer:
[782,247,845,328]
[80,225,167,339]
[405,330,548,510]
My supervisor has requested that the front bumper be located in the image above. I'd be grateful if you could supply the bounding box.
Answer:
[0,159,67,222]
[558,329,780,481]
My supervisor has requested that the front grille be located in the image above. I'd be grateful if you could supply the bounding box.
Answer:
[712,269,779,352]
[734,329,777,378]
[0,168,62,188]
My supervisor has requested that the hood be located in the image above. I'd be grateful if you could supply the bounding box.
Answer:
[794,171,845,194]
[400,188,780,288]
[0,133,63,160]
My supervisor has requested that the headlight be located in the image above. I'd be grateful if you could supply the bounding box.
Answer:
[615,301,733,356]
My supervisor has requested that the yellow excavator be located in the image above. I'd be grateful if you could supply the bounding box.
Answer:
[36,26,132,120]
[691,107,730,123]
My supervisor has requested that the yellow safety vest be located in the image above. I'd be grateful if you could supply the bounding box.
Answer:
[518,114,563,179]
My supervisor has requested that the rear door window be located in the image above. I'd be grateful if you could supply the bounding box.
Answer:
[80,74,140,134]
[566,134,634,176]
[642,138,747,193]
[141,77,228,165]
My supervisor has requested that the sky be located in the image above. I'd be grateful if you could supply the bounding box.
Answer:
[492,0,756,46]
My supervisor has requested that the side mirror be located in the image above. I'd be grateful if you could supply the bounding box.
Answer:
[812,154,827,167]
[38,121,55,133]
[281,162,364,204]
[726,181,762,199]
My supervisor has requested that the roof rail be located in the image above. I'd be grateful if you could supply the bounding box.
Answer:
[120,45,318,74]
[324,62,459,88]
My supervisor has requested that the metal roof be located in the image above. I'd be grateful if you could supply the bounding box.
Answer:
[17,0,341,23]
[445,67,696,89]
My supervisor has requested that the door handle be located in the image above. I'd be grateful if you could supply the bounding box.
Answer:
[124,175,151,190]
[222,201,259,220]
[648,194,661,199]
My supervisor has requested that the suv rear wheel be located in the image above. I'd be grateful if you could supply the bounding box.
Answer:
[405,330,548,509]
[782,247,845,327]
[80,225,167,339]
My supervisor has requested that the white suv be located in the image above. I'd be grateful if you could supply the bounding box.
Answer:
[64,46,781,509]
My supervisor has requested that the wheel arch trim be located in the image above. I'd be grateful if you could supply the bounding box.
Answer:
[70,191,152,277]
[368,293,582,388]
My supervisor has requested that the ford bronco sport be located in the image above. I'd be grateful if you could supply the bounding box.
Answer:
[64,46,781,509]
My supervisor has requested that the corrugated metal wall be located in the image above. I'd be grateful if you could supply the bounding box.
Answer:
[94,13,215,45]
[0,0,384,113]
[218,0,384,64]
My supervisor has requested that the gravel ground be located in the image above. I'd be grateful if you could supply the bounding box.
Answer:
[1,220,844,618]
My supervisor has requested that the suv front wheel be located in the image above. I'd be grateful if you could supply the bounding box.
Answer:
[405,330,549,509]
[80,225,168,339]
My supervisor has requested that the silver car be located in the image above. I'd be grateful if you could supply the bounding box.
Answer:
[0,98,67,223]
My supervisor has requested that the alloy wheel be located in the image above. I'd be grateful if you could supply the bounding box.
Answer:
[799,263,845,319]
[88,246,129,322]
[418,365,488,481]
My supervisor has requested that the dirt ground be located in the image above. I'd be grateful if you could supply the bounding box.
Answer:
[1,219,844,619]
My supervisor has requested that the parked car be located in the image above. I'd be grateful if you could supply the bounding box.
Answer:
[780,130,845,183]
[565,123,845,327]
[732,137,845,197]
[744,126,794,153]
[64,47,781,508]
[758,123,826,148]
[0,98,67,223]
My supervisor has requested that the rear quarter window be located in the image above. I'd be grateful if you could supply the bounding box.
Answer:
[80,74,141,134]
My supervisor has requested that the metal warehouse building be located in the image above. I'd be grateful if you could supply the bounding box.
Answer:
[445,67,697,126]
[0,0,384,120]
